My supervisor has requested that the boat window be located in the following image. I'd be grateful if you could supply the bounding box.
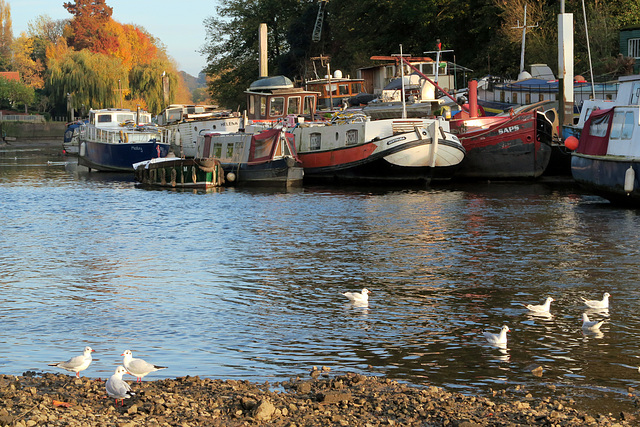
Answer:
[622,111,635,139]
[260,97,267,117]
[589,113,610,137]
[610,112,624,139]
[346,129,358,146]
[249,95,255,115]
[512,93,517,104]
[270,97,285,117]
[525,93,531,104]
[539,93,544,102]
[500,91,505,103]
[213,143,222,158]
[226,144,234,158]
[310,133,321,150]
[353,83,362,93]
[287,96,300,115]
[339,84,349,95]
[116,114,135,123]
[304,96,315,114]
[325,83,338,96]
[631,82,640,105]
[97,114,112,123]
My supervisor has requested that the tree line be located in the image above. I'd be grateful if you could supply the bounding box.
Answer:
[0,0,191,119]
[200,0,640,110]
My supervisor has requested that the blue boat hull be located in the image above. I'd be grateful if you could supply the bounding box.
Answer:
[79,140,172,171]
[571,153,640,205]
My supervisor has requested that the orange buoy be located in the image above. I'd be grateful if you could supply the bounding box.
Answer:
[564,136,579,150]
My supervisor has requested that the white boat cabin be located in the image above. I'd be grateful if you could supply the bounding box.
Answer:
[88,108,153,129]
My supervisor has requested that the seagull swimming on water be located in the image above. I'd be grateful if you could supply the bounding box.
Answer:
[581,292,610,309]
[582,313,605,331]
[122,350,167,382]
[483,325,510,347]
[342,288,370,304]
[106,366,135,406]
[523,297,554,314]
[48,346,95,377]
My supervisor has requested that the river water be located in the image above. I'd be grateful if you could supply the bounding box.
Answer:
[2,144,640,415]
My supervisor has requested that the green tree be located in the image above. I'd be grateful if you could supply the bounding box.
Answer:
[0,76,35,109]
[129,61,178,114]
[46,49,126,112]
[201,0,311,109]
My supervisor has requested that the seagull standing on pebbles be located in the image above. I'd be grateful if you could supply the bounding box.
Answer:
[48,346,95,377]
[581,292,610,309]
[122,350,168,382]
[582,313,605,331]
[523,297,554,314]
[483,325,510,347]
[342,288,370,304]
[106,366,135,406]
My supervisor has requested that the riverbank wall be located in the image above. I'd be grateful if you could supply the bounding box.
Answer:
[1,121,65,144]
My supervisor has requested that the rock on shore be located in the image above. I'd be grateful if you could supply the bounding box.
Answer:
[0,371,637,426]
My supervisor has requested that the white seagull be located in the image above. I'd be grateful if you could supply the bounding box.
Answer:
[582,313,605,331]
[48,346,95,377]
[523,297,554,314]
[122,350,168,382]
[342,288,370,304]
[581,292,610,309]
[106,366,135,406]
[483,325,510,347]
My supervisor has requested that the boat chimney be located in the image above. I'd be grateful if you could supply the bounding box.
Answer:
[258,23,268,78]
[469,80,478,118]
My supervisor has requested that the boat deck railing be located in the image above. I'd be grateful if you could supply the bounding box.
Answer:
[80,125,169,144]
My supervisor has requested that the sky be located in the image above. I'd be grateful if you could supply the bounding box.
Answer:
[9,0,217,77]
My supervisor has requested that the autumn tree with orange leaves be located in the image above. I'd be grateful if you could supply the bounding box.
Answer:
[39,0,188,115]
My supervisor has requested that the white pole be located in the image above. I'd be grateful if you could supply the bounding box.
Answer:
[581,0,595,98]
[400,44,406,119]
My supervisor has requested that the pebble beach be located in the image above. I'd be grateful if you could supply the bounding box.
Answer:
[1,370,638,426]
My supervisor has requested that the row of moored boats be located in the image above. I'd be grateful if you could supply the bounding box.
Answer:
[62,70,640,208]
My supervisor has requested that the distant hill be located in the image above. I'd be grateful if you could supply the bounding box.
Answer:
[180,71,207,92]
[180,71,212,104]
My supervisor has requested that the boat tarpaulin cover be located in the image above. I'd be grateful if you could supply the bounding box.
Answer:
[577,108,613,156]
[249,128,281,163]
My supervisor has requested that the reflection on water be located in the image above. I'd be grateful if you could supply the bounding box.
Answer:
[2,146,640,415]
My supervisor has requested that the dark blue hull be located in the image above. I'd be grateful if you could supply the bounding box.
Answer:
[221,158,304,187]
[571,153,640,205]
[79,140,172,171]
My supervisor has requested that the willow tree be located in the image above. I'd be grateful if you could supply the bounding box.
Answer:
[129,60,177,114]
[47,49,127,111]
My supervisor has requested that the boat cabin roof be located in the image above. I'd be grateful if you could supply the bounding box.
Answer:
[246,76,319,121]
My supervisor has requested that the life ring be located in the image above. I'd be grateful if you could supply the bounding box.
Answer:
[192,166,197,183]
[170,168,177,187]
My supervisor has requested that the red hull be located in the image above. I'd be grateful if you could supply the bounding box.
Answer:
[449,111,551,179]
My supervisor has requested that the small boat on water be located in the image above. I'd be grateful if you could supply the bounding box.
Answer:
[133,126,303,188]
[570,74,640,205]
[77,108,171,172]
[62,119,86,155]
[133,157,225,189]
[156,104,241,158]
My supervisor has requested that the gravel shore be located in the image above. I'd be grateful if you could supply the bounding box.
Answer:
[1,370,637,427]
